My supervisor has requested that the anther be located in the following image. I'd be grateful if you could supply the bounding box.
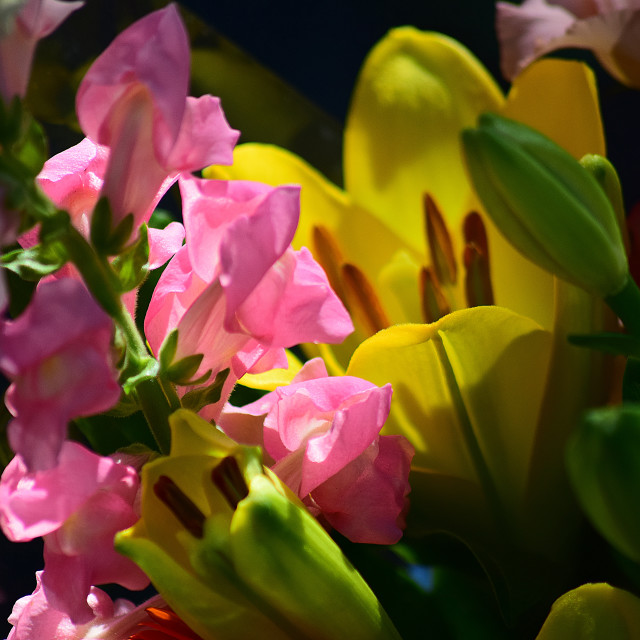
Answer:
[424,194,457,286]
[342,263,390,336]
[211,456,249,511]
[312,225,348,305]
[463,212,494,307]
[154,475,205,538]
[420,266,451,323]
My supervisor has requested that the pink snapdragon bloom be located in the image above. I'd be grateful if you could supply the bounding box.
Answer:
[218,358,414,544]
[0,278,120,470]
[7,573,167,640]
[35,137,186,270]
[145,175,353,414]
[0,0,83,101]
[74,4,239,232]
[0,441,149,623]
[497,0,640,86]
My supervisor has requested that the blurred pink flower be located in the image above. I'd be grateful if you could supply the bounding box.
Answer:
[145,175,353,409]
[74,4,239,231]
[7,572,165,640]
[218,358,414,544]
[0,441,148,623]
[497,0,640,86]
[0,278,120,470]
[0,0,83,101]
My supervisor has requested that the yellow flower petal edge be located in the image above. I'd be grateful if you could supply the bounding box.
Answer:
[346,305,553,534]
[344,28,504,253]
[536,584,640,639]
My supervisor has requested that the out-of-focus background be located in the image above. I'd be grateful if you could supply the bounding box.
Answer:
[2,0,640,635]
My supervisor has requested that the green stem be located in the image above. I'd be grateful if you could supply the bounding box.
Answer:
[62,223,174,454]
[605,273,640,337]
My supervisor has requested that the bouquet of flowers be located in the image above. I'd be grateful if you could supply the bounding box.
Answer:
[2,1,640,638]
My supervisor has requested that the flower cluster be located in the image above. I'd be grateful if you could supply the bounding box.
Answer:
[2,0,640,639]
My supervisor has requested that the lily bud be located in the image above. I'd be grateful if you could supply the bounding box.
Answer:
[566,404,640,563]
[537,583,640,639]
[115,409,400,640]
[462,113,627,297]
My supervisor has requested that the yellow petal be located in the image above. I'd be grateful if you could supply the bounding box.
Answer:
[238,349,303,391]
[344,29,503,254]
[346,306,552,526]
[536,583,640,640]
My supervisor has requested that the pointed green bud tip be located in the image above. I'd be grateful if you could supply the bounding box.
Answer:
[461,113,628,297]
[566,404,640,562]
[537,583,640,639]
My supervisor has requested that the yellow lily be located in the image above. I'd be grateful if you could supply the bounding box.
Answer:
[206,28,611,619]
[205,28,605,374]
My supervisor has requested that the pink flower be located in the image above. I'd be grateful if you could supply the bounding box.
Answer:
[0,0,83,101]
[0,278,120,470]
[0,441,149,623]
[8,572,165,640]
[35,137,186,270]
[145,175,353,409]
[74,4,239,231]
[218,358,414,544]
[497,0,640,86]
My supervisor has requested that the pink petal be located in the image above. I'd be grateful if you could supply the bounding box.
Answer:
[311,435,414,544]
[17,0,84,38]
[148,221,185,269]
[235,247,353,346]
[76,4,189,160]
[167,95,239,171]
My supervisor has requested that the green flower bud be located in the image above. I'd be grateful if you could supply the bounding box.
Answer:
[116,409,400,640]
[536,583,640,639]
[566,404,640,562]
[462,113,628,297]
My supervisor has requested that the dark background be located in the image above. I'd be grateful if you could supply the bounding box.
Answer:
[2,0,640,636]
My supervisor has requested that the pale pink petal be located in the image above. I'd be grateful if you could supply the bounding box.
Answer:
[497,0,577,79]
[310,435,414,544]
[167,95,239,171]
[147,221,185,269]
[18,0,84,38]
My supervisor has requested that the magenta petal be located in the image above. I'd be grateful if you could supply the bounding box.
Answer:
[311,435,414,544]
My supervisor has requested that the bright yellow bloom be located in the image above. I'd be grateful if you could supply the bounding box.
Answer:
[205,28,605,374]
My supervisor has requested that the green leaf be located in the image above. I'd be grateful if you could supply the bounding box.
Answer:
[181,369,230,413]
[164,353,208,386]
[122,357,160,395]
[158,329,179,371]
[2,241,67,280]
[568,331,640,358]
[111,224,150,291]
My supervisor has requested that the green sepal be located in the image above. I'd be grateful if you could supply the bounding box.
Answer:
[121,356,160,395]
[111,224,150,292]
[164,354,209,386]
[1,241,67,280]
[567,404,640,563]
[158,329,179,372]
[181,369,230,412]
[90,196,135,256]
[568,331,640,358]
